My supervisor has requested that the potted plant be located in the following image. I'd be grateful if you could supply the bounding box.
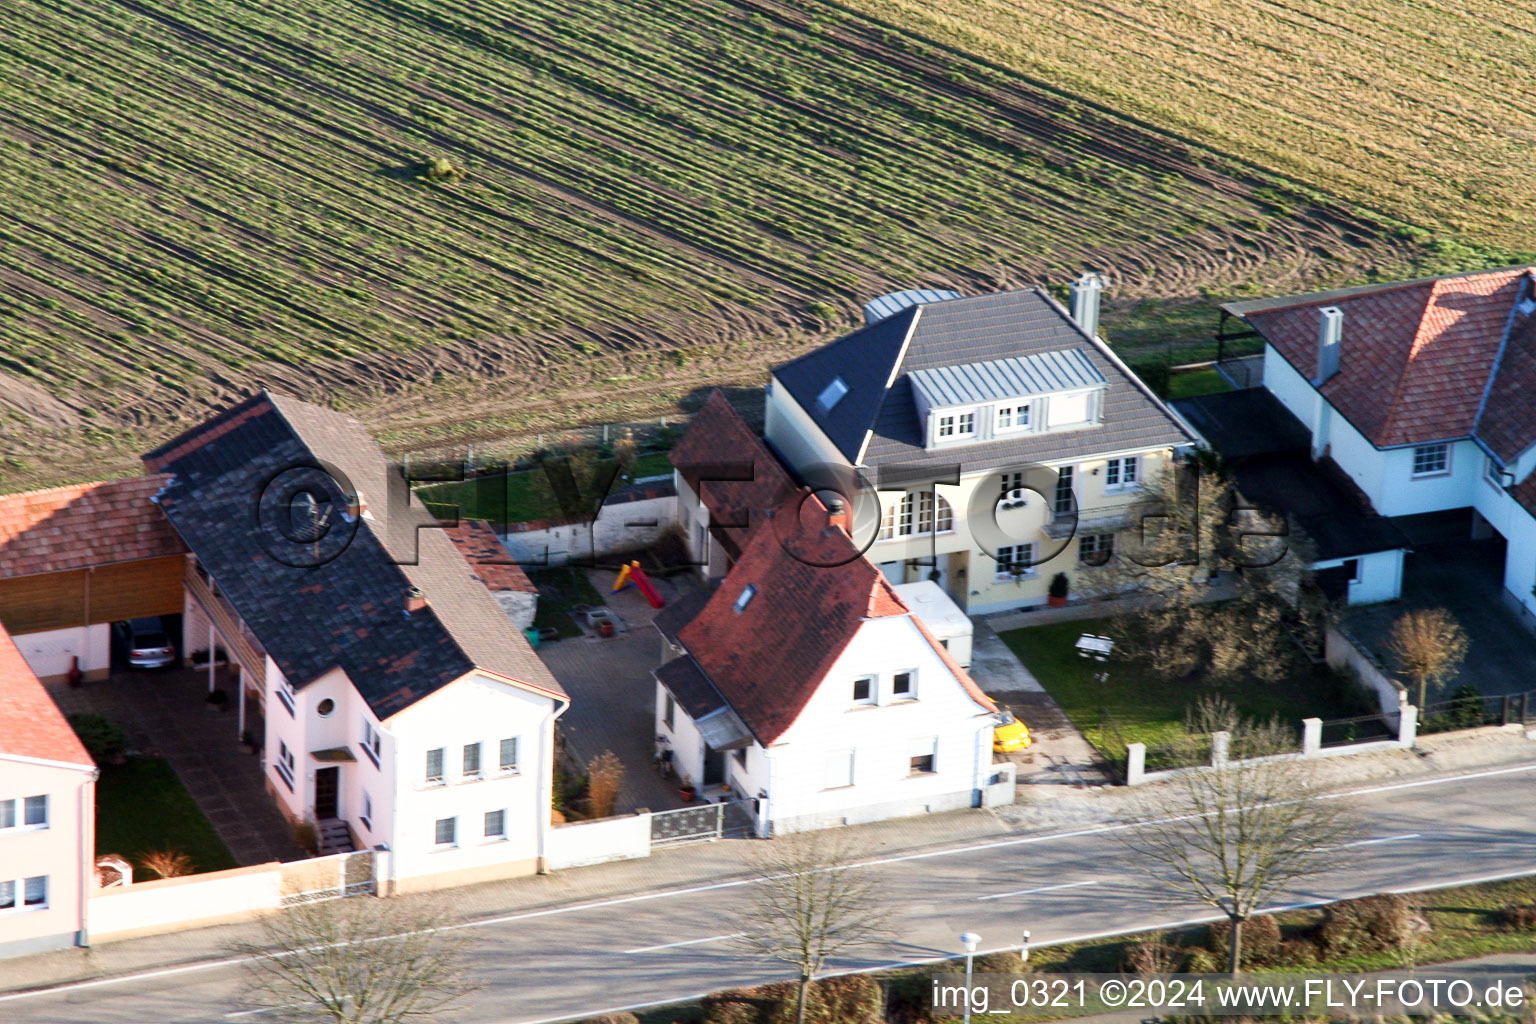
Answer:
[66,655,83,688]
[206,688,229,712]
[1048,572,1070,607]
[678,773,696,802]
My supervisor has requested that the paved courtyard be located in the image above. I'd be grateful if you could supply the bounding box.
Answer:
[1340,537,1536,701]
[46,665,306,865]
[537,568,702,815]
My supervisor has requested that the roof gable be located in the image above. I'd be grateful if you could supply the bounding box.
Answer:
[143,392,563,718]
[669,391,799,558]
[0,623,92,766]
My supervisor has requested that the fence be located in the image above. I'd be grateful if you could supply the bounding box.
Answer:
[1419,689,1534,735]
[648,799,760,845]
[1126,711,1415,786]
[547,811,652,870]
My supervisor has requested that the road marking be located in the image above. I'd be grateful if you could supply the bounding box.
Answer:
[625,932,745,954]
[1337,833,1420,849]
[6,763,1536,1009]
[977,880,1099,901]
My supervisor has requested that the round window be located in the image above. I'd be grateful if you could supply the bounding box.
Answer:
[317,698,335,717]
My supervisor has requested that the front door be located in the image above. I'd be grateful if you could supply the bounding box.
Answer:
[702,746,725,786]
[314,766,339,819]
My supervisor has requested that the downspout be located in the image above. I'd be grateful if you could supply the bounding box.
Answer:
[77,768,97,947]
[538,696,572,873]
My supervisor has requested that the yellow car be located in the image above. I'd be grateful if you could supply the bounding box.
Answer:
[993,709,1032,752]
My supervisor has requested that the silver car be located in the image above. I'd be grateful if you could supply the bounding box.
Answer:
[117,618,176,669]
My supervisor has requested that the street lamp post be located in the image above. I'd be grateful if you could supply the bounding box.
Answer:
[960,931,981,1024]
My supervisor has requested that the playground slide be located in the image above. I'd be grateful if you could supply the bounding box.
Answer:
[628,562,665,609]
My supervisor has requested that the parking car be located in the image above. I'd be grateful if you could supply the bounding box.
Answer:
[115,617,177,669]
[992,709,1032,752]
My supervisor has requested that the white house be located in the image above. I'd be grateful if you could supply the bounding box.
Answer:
[763,281,1199,613]
[0,622,96,957]
[1218,265,1536,617]
[652,501,1010,835]
[143,392,569,892]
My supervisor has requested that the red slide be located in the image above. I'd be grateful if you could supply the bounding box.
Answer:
[628,563,665,609]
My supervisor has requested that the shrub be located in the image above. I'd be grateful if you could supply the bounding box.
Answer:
[1185,947,1220,974]
[1317,893,1422,958]
[579,1015,640,1024]
[1126,932,1186,974]
[586,750,624,819]
[66,713,128,762]
[1497,904,1536,931]
[291,820,318,855]
[1207,914,1281,965]
[702,987,771,1024]
[138,849,192,878]
[703,976,883,1024]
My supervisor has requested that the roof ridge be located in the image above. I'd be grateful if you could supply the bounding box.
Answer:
[1223,263,1536,317]
[1472,272,1536,454]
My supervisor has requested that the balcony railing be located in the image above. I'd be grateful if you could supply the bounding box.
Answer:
[184,557,266,682]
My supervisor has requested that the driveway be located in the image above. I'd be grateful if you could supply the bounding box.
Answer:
[538,568,703,814]
[967,621,1111,786]
[45,666,306,865]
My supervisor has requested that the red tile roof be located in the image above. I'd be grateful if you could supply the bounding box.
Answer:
[1245,266,1536,453]
[0,475,185,578]
[444,521,537,595]
[675,500,993,745]
[670,391,797,559]
[0,622,92,766]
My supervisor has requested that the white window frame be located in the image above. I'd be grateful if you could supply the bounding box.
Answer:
[462,742,482,779]
[360,718,382,768]
[995,402,1032,434]
[275,742,296,792]
[893,669,917,700]
[275,675,296,717]
[499,736,520,774]
[0,875,49,913]
[933,407,978,443]
[0,796,48,832]
[851,675,877,706]
[433,816,457,848]
[1078,533,1114,566]
[823,749,855,790]
[1053,466,1076,516]
[1411,443,1450,477]
[360,791,373,832]
[995,543,1037,582]
[484,809,506,840]
[1104,456,1140,492]
[425,747,446,785]
[878,491,955,540]
[908,737,937,776]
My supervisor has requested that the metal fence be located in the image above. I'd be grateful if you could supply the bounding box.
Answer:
[1318,712,1394,748]
[278,850,376,906]
[1419,689,1534,736]
[650,799,759,845]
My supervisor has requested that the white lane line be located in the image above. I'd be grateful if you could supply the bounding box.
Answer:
[1337,833,1419,848]
[8,763,1536,1008]
[625,932,745,954]
[977,880,1099,901]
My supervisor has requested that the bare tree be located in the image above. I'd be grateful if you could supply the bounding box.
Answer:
[1119,718,1355,974]
[733,829,893,1024]
[232,897,477,1024]
[1384,607,1469,710]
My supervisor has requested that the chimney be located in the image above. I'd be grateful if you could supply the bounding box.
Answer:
[824,496,850,536]
[1069,272,1105,339]
[405,585,427,614]
[1314,306,1343,384]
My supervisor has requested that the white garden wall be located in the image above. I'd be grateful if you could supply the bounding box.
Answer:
[546,813,651,870]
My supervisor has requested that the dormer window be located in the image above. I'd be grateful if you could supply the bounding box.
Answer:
[816,376,849,412]
[1047,391,1093,428]
[996,403,1031,433]
[935,409,976,441]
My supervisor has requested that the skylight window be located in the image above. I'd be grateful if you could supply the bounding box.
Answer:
[816,376,849,412]
[734,583,757,613]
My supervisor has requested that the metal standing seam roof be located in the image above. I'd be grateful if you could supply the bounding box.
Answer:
[908,349,1106,409]
[863,289,962,325]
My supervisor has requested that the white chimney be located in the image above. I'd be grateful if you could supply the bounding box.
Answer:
[1314,306,1343,384]
[1070,272,1105,339]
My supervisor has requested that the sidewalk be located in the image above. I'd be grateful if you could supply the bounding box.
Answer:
[4,725,1534,998]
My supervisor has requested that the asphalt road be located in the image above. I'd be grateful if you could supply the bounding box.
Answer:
[6,764,1535,1024]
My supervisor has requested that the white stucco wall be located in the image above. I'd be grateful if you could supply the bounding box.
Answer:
[760,614,997,833]
[385,673,559,888]
[764,377,850,478]
[500,495,675,567]
[545,813,651,870]
[10,624,110,683]
[655,682,707,791]
[0,756,93,957]
[1313,548,1405,605]
[88,862,283,944]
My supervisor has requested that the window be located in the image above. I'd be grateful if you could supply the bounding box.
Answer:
[276,675,296,717]
[24,876,46,908]
[0,877,47,912]
[908,737,937,775]
[823,749,854,789]
[663,692,676,731]
[426,748,445,784]
[1485,455,1504,489]
[23,796,46,828]
[935,408,977,441]
[1343,558,1362,584]
[463,742,481,777]
[879,492,954,539]
[0,800,11,830]
[852,676,875,705]
[1104,457,1139,491]
[996,403,1032,432]
[360,791,373,832]
[484,810,506,839]
[1412,443,1450,476]
[734,584,757,613]
[999,472,1027,508]
[995,543,1036,581]
[893,670,915,698]
[1053,466,1076,516]
[1047,391,1092,428]
[816,376,849,412]
[0,881,11,911]
[1079,533,1114,566]
[0,797,46,830]
[500,737,520,773]
[275,741,295,792]
[316,698,335,717]
[360,719,382,768]
[434,817,457,847]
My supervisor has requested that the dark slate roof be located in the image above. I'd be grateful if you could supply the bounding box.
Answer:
[772,289,1195,472]
[652,587,712,648]
[669,391,798,559]
[1175,390,1410,561]
[654,656,726,721]
[143,392,565,719]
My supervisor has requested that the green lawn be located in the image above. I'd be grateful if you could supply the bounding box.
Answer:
[419,451,673,525]
[1166,366,1233,400]
[999,619,1370,759]
[527,566,608,638]
[95,757,237,875]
